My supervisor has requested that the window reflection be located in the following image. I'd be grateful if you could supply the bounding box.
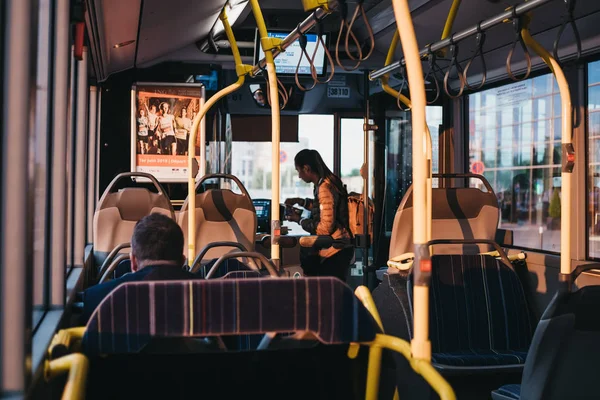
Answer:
[384,107,442,232]
[469,74,561,252]
[588,61,600,259]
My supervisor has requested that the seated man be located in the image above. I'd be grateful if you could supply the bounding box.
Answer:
[81,213,196,323]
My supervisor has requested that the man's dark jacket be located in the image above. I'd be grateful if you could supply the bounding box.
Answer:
[81,264,197,324]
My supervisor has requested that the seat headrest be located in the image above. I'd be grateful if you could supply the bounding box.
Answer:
[194,189,254,222]
[402,187,498,219]
[100,188,172,221]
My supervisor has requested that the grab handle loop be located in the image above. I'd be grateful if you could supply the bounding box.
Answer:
[335,0,362,71]
[295,28,318,91]
[553,0,581,66]
[312,20,336,84]
[506,12,532,82]
[423,45,442,104]
[262,68,291,110]
[443,41,465,99]
[345,0,375,62]
[396,66,410,111]
[463,23,487,91]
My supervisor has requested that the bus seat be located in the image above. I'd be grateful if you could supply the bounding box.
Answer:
[378,254,533,372]
[220,270,263,279]
[82,277,378,355]
[93,173,174,268]
[80,277,381,399]
[178,187,257,262]
[389,174,499,258]
[195,257,259,279]
[492,282,600,400]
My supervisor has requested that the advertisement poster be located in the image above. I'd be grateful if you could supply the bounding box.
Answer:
[131,82,204,182]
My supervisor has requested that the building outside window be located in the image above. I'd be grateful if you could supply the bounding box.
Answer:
[469,74,561,252]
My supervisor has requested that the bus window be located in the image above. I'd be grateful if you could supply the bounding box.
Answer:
[469,74,561,253]
[384,106,441,233]
[230,114,334,233]
[588,60,600,259]
[340,118,365,194]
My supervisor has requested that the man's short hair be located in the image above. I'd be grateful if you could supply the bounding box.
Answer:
[131,213,184,264]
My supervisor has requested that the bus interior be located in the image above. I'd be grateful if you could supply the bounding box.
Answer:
[2,0,600,398]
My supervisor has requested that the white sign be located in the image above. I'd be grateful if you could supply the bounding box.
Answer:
[327,86,351,98]
[495,80,531,108]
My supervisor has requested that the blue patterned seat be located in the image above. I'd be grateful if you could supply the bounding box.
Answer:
[83,277,379,356]
[376,254,534,372]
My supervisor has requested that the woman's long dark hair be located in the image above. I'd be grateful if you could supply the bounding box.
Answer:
[294,149,345,191]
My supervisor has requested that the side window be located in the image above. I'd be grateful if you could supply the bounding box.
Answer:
[384,106,442,232]
[469,74,561,252]
[32,0,53,327]
[588,60,600,259]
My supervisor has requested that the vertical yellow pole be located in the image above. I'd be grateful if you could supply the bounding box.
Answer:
[381,32,433,243]
[522,27,572,275]
[250,0,281,267]
[187,9,247,265]
[199,92,206,178]
[441,0,462,41]
[392,0,431,361]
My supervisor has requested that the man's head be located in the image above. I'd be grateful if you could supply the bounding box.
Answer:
[130,213,184,271]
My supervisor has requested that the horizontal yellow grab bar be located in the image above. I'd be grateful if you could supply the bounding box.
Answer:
[45,353,89,400]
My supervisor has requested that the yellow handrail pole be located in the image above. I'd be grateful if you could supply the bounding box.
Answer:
[45,354,89,400]
[187,9,251,265]
[382,0,462,239]
[439,0,462,55]
[381,32,433,243]
[199,95,206,178]
[521,22,572,275]
[249,0,282,267]
[48,327,86,357]
[392,0,431,361]
[355,286,384,331]
[369,335,456,400]
[381,31,409,103]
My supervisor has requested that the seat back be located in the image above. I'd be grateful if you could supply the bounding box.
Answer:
[83,277,379,355]
[517,285,600,400]
[93,172,174,267]
[418,255,533,361]
[389,174,499,258]
[178,174,256,262]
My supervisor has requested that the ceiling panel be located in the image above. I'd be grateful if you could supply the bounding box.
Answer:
[135,0,228,66]
[86,0,141,80]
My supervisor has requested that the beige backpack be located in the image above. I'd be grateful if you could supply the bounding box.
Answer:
[347,192,374,244]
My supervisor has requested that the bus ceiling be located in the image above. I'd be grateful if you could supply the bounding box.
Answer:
[85,0,600,83]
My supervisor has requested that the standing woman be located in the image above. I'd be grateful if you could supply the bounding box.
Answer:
[284,149,354,281]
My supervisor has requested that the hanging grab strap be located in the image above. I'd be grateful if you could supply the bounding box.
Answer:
[506,9,532,82]
[295,29,318,91]
[443,40,466,99]
[463,23,487,91]
[345,0,375,62]
[396,66,411,111]
[261,65,291,109]
[312,20,336,84]
[335,0,362,71]
[423,45,443,104]
[553,0,581,66]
